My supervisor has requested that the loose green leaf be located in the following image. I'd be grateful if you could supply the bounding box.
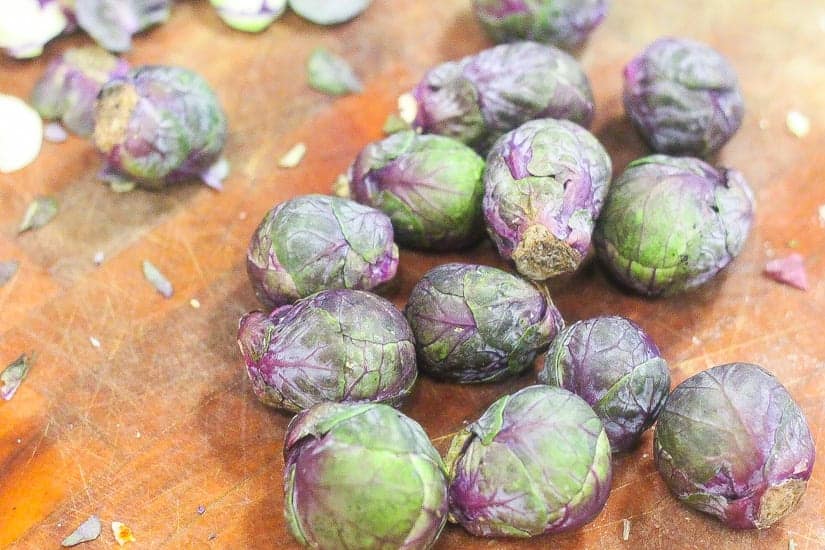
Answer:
[0,260,19,287]
[307,48,362,96]
[62,515,101,547]
[142,260,173,298]
[382,113,410,135]
[18,196,58,233]
[1,354,32,401]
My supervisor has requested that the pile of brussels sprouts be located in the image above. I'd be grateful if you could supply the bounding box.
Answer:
[233,1,816,548]
[230,2,819,548]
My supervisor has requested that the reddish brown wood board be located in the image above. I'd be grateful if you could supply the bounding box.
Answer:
[1,1,824,548]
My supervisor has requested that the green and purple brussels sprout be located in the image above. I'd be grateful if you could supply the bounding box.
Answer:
[288,0,372,25]
[411,42,594,151]
[594,155,754,296]
[31,46,129,137]
[246,194,398,308]
[0,0,69,59]
[405,263,563,383]
[483,118,612,280]
[473,0,608,50]
[284,401,448,549]
[623,37,744,157]
[344,131,485,251]
[237,289,417,412]
[446,385,612,537]
[538,316,670,452]
[655,363,815,529]
[209,0,287,32]
[93,65,229,190]
[75,0,170,52]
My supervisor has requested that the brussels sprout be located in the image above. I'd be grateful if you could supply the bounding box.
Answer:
[446,385,612,537]
[473,0,608,50]
[623,37,744,157]
[246,194,399,308]
[288,0,371,25]
[237,289,417,412]
[594,155,754,296]
[405,263,563,383]
[93,65,228,190]
[483,118,612,280]
[538,316,670,452]
[31,46,129,137]
[284,401,448,549]
[344,131,485,250]
[654,363,815,529]
[75,0,170,53]
[0,0,68,59]
[209,0,287,33]
[411,42,594,151]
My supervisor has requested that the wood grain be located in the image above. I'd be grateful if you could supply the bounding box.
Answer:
[1,1,824,548]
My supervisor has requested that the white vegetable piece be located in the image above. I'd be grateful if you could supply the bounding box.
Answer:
[0,94,43,173]
[289,0,371,25]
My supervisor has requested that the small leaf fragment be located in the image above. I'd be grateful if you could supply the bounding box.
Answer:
[89,336,101,348]
[1,354,32,401]
[332,173,350,198]
[19,196,58,233]
[108,178,137,193]
[0,260,19,287]
[764,253,809,290]
[200,156,230,191]
[278,143,307,169]
[111,522,135,546]
[61,515,101,547]
[142,260,174,298]
[93,251,105,266]
[786,111,810,138]
[382,113,410,135]
[196,505,206,515]
[621,518,631,541]
[818,204,825,228]
[307,48,362,96]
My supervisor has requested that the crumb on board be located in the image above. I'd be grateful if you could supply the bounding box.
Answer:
[197,505,206,515]
[190,298,201,309]
[278,143,307,169]
[93,251,105,266]
[89,337,101,349]
[786,111,810,138]
[818,204,825,228]
[397,93,418,125]
[621,518,631,541]
[111,521,135,546]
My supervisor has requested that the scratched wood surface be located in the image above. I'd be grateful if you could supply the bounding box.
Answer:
[1,1,824,548]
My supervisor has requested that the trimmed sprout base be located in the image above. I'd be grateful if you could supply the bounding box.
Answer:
[0,95,43,174]
[288,0,372,25]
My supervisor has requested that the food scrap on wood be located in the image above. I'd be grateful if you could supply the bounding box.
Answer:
[61,515,101,547]
[1,354,32,401]
[765,253,809,290]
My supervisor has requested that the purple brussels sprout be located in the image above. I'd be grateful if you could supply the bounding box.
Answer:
[538,316,670,452]
[594,155,754,296]
[31,46,129,137]
[344,131,485,251]
[209,0,287,33]
[246,194,399,309]
[237,289,417,412]
[284,401,448,549]
[446,385,612,537]
[0,0,69,59]
[655,363,815,529]
[75,0,170,53]
[411,41,595,151]
[93,65,229,190]
[405,263,563,383]
[473,0,608,50]
[483,118,612,280]
[623,37,745,157]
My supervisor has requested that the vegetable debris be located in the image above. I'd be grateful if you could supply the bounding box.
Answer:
[307,48,362,96]
[765,253,809,290]
[111,521,136,546]
[142,261,174,298]
[1,354,32,401]
[0,260,19,287]
[277,143,306,168]
[61,515,101,547]
[19,196,59,233]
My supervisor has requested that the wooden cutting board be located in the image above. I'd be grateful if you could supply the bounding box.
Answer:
[1,1,823,548]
